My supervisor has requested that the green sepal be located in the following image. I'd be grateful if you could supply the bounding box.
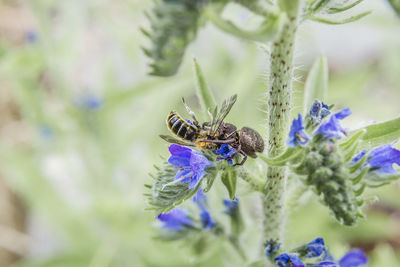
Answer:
[205,7,286,42]
[303,55,328,115]
[344,141,361,162]
[259,147,304,166]
[349,154,369,174]
[307,11,371,25]
[351,165,369,185]
[306,0,330,13]
[221,168,237,200]
[327,0,365,14]
[356,116,400,149]
[340,129,366,151]
[363,172,400,188]
[193,58,216,115]
[354,183,366,196]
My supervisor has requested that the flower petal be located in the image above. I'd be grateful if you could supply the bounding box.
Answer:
[168,144,192,167]
[306,237,326,258]
[157,208,194,231]
[338,249,368,267]
[368,143,400,174]
[274,253,305,267]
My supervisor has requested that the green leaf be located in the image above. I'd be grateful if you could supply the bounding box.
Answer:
[356,116,400,149]
[147,162,202,213]
[308,11,371,24]
[193,58,216,114]
[142,1,205,76]
[205,7,286,42]
[259,147,304,166]
[221,169,237,200]
[388,0,400,17]
[303,55,328,114]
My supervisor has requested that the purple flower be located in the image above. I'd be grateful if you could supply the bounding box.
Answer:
[265,239,281,258]
[287,114,310,147]
[314,249,368,267]
[367,143,400,174]
[199,208,215,229]
[309,100,331,122]
[167,144,212,189]
[315,108,351,139]
[213,144,236,165]
[25,30,38,43]
[352,151,367,163]
[338,249,368,267]
[223,198,239,215]
[192,188,215,230]
[157,208,195,231]
[75,93,103,110]
[274,253,304,267]
[306,238,326,258]
[314,262,338,267]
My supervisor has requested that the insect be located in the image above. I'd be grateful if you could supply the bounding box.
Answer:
[160,95,264,165]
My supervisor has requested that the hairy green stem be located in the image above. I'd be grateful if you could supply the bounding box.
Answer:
[262,6,300,248]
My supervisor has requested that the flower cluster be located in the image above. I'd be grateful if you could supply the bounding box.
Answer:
[286,102,400,225]
[274,237,368,267]
[157,188,214,231]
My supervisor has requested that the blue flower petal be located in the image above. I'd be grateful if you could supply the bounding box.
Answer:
[338,249,368,267]
[199,207,215,230]
[274,253,305,267]
[213,144,236,165]
[157,208,194,231]
[287,114,310,147]
[192,188,207,206]
[315,108,351,139]
[368,143,400,174]
[168,145,192,167]
[314,262,338,267]
[223,198,239,215]
[167,145,212,188]
[306,237,326,258]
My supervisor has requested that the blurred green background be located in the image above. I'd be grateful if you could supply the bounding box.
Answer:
[0,0,399,266]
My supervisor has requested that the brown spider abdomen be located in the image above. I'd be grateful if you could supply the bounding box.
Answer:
[239,127,264,158]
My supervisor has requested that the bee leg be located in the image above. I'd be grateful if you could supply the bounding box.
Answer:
[182,97,200,128]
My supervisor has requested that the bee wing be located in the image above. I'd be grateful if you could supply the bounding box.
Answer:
[211,94,237,134]
[159,135,195,147]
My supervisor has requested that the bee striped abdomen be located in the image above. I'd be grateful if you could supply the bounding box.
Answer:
[167,111,197,141]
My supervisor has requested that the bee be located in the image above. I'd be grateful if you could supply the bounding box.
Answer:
[160,95,264,165]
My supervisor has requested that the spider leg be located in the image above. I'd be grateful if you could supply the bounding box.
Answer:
[233,150,247,166]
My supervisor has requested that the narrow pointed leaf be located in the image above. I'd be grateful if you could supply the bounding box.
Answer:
[356,116,400,149]
[221,169,237,200]
[303,55,328,114]
[206,8,286,42]
[327,0,365,14]
[193,58,216,114]
[308,11,371,24]
[259,148,303,166]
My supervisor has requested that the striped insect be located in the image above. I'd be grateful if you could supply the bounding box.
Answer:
[161,95,264,165]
